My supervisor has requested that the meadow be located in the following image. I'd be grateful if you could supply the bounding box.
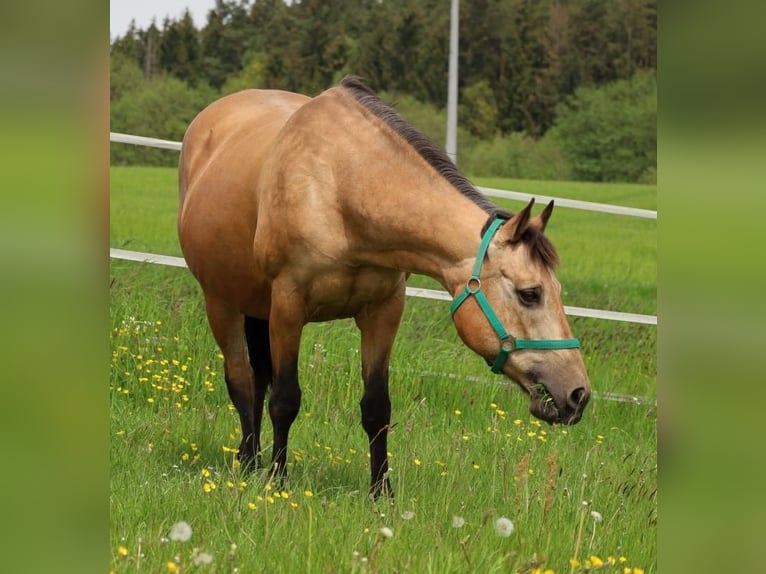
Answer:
[110,165,656,573]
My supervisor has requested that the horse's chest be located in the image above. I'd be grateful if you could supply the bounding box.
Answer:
[305,267,405,321]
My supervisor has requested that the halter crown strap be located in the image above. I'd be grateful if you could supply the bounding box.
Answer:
[450,216,580,374]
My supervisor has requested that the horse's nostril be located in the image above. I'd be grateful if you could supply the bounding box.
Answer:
[569,387,588,407]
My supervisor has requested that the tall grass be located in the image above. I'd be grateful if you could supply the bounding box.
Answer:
[110,167,656,573]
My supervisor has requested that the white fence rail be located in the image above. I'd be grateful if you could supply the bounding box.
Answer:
[110,248,657,326]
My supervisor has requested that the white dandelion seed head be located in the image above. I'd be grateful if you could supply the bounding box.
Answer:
[379,526,394,539]
[590,510,603,523]
[169,521,192,542]
[193,552,214,565]
[401,511,415,520]
[494,517,515,537]
[452,516,466,528]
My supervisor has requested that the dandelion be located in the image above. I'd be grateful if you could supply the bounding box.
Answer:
[452,516,465,528]
[454,409,462,416]
[414,458,422,466]
[379,527,394,539]
[192,552,213,565]
[494,517,514,537]
[569,559,581,568]
[401,511,414,520]
[117,546,129,557]
[590,510,603,522]
[168,521,192,542]
[247,502,256,510]
[304,490,314,498]
[166,562,179,572]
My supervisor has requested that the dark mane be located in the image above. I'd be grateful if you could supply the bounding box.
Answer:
[339,75,557,269]
[340,76,507,219]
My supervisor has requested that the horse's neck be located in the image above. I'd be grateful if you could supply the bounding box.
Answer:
[344,167,488,295]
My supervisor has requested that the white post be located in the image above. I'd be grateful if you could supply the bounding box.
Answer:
[445,0,459,163]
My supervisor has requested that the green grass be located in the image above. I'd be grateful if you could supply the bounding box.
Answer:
[110,167,656,573]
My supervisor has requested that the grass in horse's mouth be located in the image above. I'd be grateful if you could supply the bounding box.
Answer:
[534,383,554,404]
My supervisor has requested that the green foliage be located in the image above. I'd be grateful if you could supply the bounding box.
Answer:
[460,131,570,181]
[109,51,144,101]
[220,52,267,95]
[554,72,656,182]
[459,80,499,139]
[110,77,216,166]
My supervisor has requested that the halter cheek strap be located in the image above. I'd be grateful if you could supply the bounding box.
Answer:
[450,216,580,374]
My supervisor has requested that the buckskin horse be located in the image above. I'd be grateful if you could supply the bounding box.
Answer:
[178,76,590,498]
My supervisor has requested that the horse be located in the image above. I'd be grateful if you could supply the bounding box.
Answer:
[178,76,591,499]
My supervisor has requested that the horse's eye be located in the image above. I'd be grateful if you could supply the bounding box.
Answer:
[517,288,541,306]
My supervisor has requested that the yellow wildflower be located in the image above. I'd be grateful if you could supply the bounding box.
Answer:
[586,555,604,568]
[166,562,179,573]
[304,490,314,498]
[117,546,128,557]
[203,481,216,493]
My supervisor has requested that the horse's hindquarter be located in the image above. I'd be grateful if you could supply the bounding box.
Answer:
[178,89,311,317]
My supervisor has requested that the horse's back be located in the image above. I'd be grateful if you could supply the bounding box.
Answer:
[178,89,311,317]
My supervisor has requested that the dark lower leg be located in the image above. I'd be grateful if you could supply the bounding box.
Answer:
[224,372,258,470]
[360,368,392,499]
[268,361,301,482]
[244,317,272,469]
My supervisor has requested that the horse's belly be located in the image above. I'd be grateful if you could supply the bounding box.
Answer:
[305,267,405,322]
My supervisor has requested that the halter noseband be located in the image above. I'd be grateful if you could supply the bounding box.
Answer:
[450,216,581,373]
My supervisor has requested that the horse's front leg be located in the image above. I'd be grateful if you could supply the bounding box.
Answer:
[355,285,406,500]
[266,284,306,484]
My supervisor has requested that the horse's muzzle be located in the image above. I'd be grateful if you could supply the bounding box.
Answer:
[529,384,590,425]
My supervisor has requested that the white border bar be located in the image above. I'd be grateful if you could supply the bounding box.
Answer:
[477,186,656,219]
[110,132,183,151]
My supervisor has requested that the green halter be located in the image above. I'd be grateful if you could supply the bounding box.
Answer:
[450,216,581,373]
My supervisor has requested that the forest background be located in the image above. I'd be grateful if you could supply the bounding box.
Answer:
[110,0,656,183]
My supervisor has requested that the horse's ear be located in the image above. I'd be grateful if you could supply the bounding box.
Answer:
[530,200,554,233]
[500,198,535,243]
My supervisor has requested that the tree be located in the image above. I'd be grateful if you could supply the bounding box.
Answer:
[159,10,202,85]
[459,80,498,139]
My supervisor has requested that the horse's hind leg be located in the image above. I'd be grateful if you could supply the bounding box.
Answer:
[204,295,258,469]
[243,316,272,469]
[355,285,406,500]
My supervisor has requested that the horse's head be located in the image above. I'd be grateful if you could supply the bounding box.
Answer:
[451,199,591,425]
